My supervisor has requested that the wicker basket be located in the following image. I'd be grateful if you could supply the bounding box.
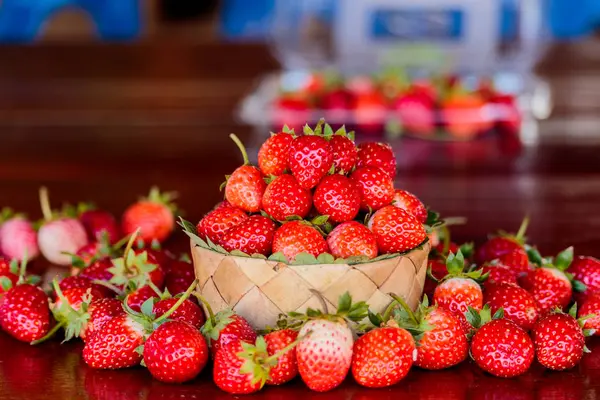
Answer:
[191,241,431,329]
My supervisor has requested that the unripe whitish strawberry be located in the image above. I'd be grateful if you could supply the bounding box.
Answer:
[0,209,39,261]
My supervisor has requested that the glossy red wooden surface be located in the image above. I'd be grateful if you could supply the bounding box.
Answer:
[1,40,600,399]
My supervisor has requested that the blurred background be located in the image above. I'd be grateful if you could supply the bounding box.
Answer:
[2,0,600,251]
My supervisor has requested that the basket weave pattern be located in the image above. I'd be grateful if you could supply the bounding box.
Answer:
[192,241,431,329]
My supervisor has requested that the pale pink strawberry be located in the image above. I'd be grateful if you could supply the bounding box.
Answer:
[0,217,39,261]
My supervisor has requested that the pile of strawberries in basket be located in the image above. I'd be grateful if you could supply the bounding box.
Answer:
[0,120,598,395]
[193,120,431,264]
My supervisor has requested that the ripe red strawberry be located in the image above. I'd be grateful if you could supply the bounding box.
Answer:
[226,135,267,213]
[0,270,18,299]
[122,187,178,244]
[570,255,600,302]
[352,89,387,135]
[530,247,574,314]
[288,129,334,190]
[533,307,587,370]
[491,94,521,132]
[351,167,395,211]
[368,206,427,254]
[0,283,50,342]
[258,130,295,176]
[471,318,534,378]
[392,91,435,136]
[37,187,89,266]
[579,293,600,336]
[164,257,196,296]
[313,175,360,223]
[79,207,120,244]
[327,221,378,260]
[0,211,39,261]
[143,320,209,383]
[219,215,276,256]
[320,88,352,117]
[329,131,357,173]
[58,275,93,292]
[83,313,146,369]
[356,142,397,178]
[475,218,529,274]
[485,283,539,330]
[441,92,493,139]
[352,323,415,388]
[296,293,368,392]
[126,285,157,312]
[82,298,125,341]
[200,306,257,356]
[196,206,248,244]
[394,296,467,371]
[391,189,427,224]
[262,174,312,221]
[214,337,283,394]
[272,221,328,261]
[264,328,299,385]
[78,258,113,283]
[481,263,518,289]
[153,297,205,329]
[84,281,197,369]
[433,251,485,332]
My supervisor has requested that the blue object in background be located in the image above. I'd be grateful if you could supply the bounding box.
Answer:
[220,0,274,41]
[547,0,600,39]
[0,0,141,42]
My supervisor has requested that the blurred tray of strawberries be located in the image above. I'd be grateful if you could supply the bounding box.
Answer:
[239,69,534,141]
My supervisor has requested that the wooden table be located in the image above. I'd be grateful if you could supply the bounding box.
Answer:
[1,41,600,399]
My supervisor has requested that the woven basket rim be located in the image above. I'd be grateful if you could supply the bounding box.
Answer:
[190,239,431,267]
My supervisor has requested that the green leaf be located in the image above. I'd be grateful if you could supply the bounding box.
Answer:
[291,253,319,265]
[573,280,587,293]
[555,247,574,271]
[465,307,481,328]
[458,243,474,259]
[316,253,335,264]
[324,124,334,139]
[230,250,250,258]
[178,217,198,236]
[525,245,543,266]
[141,298,156,317]
[314,119,325,136]
[0,276,13,291]
[285,215,302,222]
[303,124,314,135]
[135,345,145,356]
[306,308,320,318]
[251,253,267,259]
[311,215,329,226]
[282,124,294,134]
[425,210,441,226]
[368,310,383,327]
[445,251,465,275]
[583,329,597,338]
[337,292,352,314]
[492,308,505,320]
[348,130,355,142]
[568,303,578,319]
[268,252,288,263]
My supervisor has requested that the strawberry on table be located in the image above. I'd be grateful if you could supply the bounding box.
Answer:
[262,174,312,221]
[122,186,178,244]
[0,208,39,261]
[313,174,361,223]
[529,247,574,314]
[485,282,539,330]
[569,255,600,302]
[272,220,328,261]
[294,292,368,392]
[264,328,299,385]
[579,292,600,336]
[368,205,427,254]
[37,187,89,266]
[391,189,428,224]
[470,317,534,378]
[198,300,257,356]
[352,322,415,388]
[219,215,276,256]
[143,320,209,383]
[432,250,486,333]
[356,142,397,178]
[288,121,334,189]
[327,221,378,260]
[351,167,395,212]
[475,217,529,275]
[81,298,125,341]
[393,295,468,371]
[153,296,205,329]
[258,129,295,176]
[533,306,590,371]
[196,206,248,244]
[481,262,518,290]
[63,202,121,244]
[164,256,196,296]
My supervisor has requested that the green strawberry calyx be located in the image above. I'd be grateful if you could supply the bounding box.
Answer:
[493,215,529,245]
[0,207,26,224]
[142,186,178,214]
[429,250,488,284]
[465,305,504,341]
[286,290,368,329]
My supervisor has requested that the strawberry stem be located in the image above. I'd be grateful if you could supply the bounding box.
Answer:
[122,229,141,273]
[147,281,163,297]
[229,134,250,166]
[441,225,451,255]
[263,336,302,364]
[309,289,329,314]
[194,293,216,327]
[91,280,125,297]
[153,279,198,325]
[39,187,53,222]
[516,216,529,242]
[389,293,418,326]
[112,234,132,252]
[382,300,399,322]
[30,321,66,345]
